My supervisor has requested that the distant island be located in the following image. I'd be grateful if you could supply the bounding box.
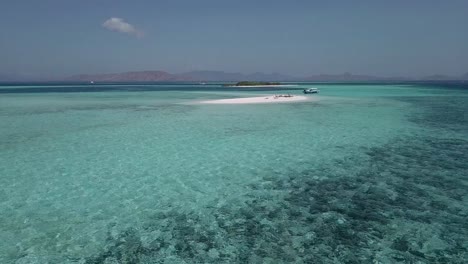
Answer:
[224,81,281,87]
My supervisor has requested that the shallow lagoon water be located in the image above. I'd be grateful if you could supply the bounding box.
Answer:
[0,83,467,263]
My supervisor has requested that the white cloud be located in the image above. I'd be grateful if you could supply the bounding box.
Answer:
[102,17,143,37]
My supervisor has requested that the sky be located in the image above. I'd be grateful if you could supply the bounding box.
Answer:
[1,0,468,78]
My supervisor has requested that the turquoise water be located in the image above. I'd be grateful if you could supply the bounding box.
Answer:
[0,83,467,263]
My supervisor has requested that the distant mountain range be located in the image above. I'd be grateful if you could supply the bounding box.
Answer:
[422,72,468,81]
[64,70,297,82]
[2,70,468,82]
[65,71,181,82]
[64,71,468,82]
[303,72,411,82]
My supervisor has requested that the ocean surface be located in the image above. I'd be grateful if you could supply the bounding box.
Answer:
[0,82,467,263]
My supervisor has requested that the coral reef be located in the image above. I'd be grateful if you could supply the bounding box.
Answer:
[85,135,468,263]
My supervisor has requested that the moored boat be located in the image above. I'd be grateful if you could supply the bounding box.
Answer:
[303,88,319,94]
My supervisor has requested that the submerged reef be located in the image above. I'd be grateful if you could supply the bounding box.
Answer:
[85,135,468,264]
[77,95,468,263]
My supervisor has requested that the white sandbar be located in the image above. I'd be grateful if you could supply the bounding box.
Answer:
[200,95,313,104]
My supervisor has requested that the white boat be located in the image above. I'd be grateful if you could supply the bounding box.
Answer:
[303,88,319,94]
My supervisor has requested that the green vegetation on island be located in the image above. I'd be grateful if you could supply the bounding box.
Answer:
[224,81,281,87]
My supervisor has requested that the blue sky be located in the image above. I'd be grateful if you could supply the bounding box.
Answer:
[1,0,468,78]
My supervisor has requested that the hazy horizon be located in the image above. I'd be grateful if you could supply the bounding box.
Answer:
[1,0,468,78]
[2,69,468,82]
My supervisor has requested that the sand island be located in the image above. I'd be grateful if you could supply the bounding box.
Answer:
[199,94,313,104]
